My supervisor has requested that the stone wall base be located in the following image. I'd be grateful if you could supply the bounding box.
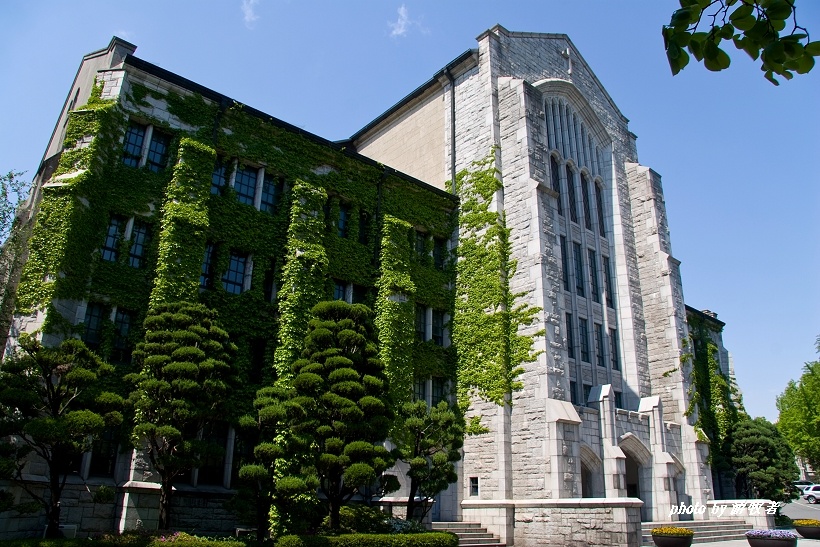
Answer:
[462,498,643,547]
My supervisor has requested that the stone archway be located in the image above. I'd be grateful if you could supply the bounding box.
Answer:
[579,443,604,498]
[619,433,653,521]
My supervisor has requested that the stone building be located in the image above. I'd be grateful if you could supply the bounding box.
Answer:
[1,26,741,546]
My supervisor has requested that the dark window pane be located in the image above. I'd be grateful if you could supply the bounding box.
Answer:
[197,423,227,486]
[573,242,585,297]
[569,381,578,405]
[260,174,282,213]
[212,157,228,195]
[432,310,444,346]
[333,279,346,301]
[415,305,426,341]
[614,391,623,409]
[83,303,107,349]
[200,243,215,289]
[358,211,369,244]
[581,173,593,230]
[560,236,569,291]
[102,216,124,262]
[551,157,563,216]
[112,309,133,364]
[566,166,578,223]
[433,238,446,269]
[414,378,427,402]
[234,165,257,206]
[128,220,150,268]
[610,328,620,370]
[222,252,247,294]
[595,323,605,368]
[415,231,426,258]
[583,384,592,406]
[89,427,119,477]
[579,318,590,363]
[595,183,606,236]
[146,131,171,173]
[432,377,446,406]
[337,204,350,238]
[263,260,276,302]
[603,256,615,309]
[588,249,599,303]
[122,122,145,167]
[565,313,575,359]
[352,284,367,304]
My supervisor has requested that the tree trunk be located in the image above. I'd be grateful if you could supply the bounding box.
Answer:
[406,478,419,522]
[255,483,270,542]
[329,500,340,531]
[159,478,173,530]
[44,466,63,538]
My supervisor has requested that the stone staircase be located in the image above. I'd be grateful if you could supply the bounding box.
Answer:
[432,521,506,547]
[641,520,753,545]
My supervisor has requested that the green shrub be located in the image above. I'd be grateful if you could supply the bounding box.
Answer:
[275,532,458,547]
[651,526,694,537]
[318,505,390,534]
[793,519,820,526]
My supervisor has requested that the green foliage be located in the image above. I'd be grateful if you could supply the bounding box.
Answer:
[731,416,799,504]
[276,533,458,547]
[318,505,391,534]
[0,170,30,246]
[452,151,542,424]
[286,301,395,531]
[0,334,122,536]
[127,302,235,529]
[663,0,818,84]
[391,400,463,521]
[777,337,820,470]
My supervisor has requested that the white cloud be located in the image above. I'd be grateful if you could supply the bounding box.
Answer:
[389,4,411,37]
[241,0,260,28]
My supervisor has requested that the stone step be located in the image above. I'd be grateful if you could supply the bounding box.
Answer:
[433,522,484,529]
[433,521,504,547]
[640,520,753,546]
[458,537,503,545]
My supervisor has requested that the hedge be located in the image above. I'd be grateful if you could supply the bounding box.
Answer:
[275,532,458,547]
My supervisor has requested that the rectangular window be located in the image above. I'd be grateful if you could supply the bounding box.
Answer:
[146,130,171,173]
[595,183,606,236]
[222,252,248,294]
[595,323,605,368]
[337,203,350,238]
[122,122,146,167]
[551,157,563,216]
[415,231,427,259]
[588,249,599,303]
[233,165,257,206]
[83,303,107,350]
[603,256,615,309]
[358,211,370,245]
[352,284,368,304]
[569,380,578,405]
[433,237,446,270]
[581,173,593,230]
[415,305,427,342]
[333,279,347,301]
[614,391,623,409]
[610,328,620,370]
[200,243,215,289]
[260,173,282,214]
[414,378,427,402]
[112,308,133,363]
[560,236,570,291]
[211,157,228,195]
[583,384,592,406]
[573,242,585,297]
[470,477,479,497]
[432,310,444,346]
[89,427,119,478]
[263,260,276,302]
[432,377,446,406]
[566,166,578,223]
[101,216,125,262]
[565,313,575,359]
[128,220,151,268]
[579,318,590,363]
[197,423,228,486]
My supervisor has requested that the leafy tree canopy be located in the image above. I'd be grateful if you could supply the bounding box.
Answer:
[731,416,799,504]
[777,337,820,470]
[664,0,819,84]
[127,301,235,530]
[0,334,122,536]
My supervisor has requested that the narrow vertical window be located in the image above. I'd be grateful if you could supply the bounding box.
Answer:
[569,380,578,405]
[112,309,133,363]
[595,182,606,237]
[588,249,599,303]
[352,285,367,304]
[333,279,347,301]
[337,204,351,238]
[595,323,605,368]
[432,310,445,346]
[415,305,427,341]
[583,384,592,406]
[614,391,623,409]
[414,378,427,402]
[89,427,119,477]
[432,377,446,406]
[579,318,590,363]
[128,220,151,268]
[222,252,248,294]
[146,131,171,172]
[603,256,615,309]
[211,157,228,195]
[358,211,370,244]
[260,173,282,213]
[565,312,575,359]
[200,243,215,289]
[415,231,427,259]
[610,328,620,370]
[101,216,124,262]
[470,477,479,496]
[233,165,257,205]
[573,242,585,297]
[122,122,145,167]
[83,303,107,350]
[581,173,593,230]
[566,166,578,223]
[550,156,563,216]
[433,238,446,270]
[560,236,570,291]
[263,260,277,302]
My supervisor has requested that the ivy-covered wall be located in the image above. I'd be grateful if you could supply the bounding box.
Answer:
[13,67,457,424]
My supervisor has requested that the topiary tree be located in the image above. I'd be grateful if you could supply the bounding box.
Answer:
[391,400,463,522]
[732,416,799,505]
[0,334,122,537]
[126,301,235,530]
[286,300,395,531]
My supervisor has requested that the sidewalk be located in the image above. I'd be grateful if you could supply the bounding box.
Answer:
[695,540,820,546]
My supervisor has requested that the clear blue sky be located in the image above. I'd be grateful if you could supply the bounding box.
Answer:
[1,1,818,421]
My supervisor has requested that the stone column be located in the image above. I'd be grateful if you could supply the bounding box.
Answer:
[638,396,679,521]
[592,384,627,497]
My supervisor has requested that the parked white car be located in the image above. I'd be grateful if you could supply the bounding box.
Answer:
[803,484,820,503]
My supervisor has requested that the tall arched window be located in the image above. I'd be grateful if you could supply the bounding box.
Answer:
[565,165,578,224]
[551,156,563,217]
[581,173,593,231]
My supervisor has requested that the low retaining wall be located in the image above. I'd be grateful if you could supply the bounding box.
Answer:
[462,497,643,547]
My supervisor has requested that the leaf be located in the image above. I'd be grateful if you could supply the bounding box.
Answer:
[764,70,781,85]
[765,0,794,21]
[806,42,820,56]
[795,54,815,74]
[764,41,787,64]
[720,24,735,40]
[733,15,758,32]
[730,4,754,21]
[671,7,701,29]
